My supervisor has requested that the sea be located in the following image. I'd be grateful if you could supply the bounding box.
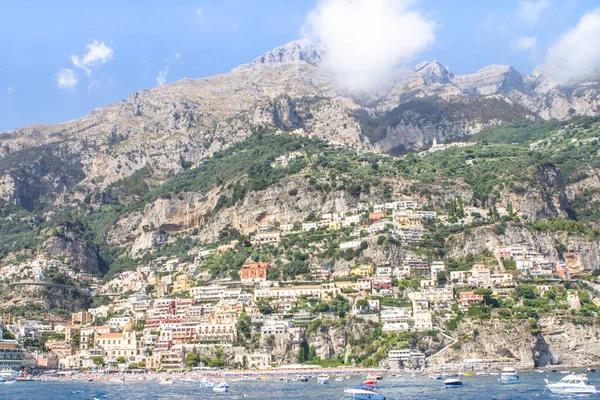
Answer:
[1,372,598,399]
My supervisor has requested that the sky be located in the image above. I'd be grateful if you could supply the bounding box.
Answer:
[0,0,599,132]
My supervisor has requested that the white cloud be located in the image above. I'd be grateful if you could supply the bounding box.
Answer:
[56,68,78,89]
[175,53,180,59]
[196,7,203,15]
[303,0,435,93]
[71,40,114,76]
[517,0,550,24]
[156,67,169,86]
[546,9,600,84]
[512,36,537,51]
[7,87,14,95]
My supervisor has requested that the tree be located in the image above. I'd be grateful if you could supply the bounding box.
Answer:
[436,271,448,286]
[116,356,127,364]
[186,352,200,367]
[70,330,81,352]
[92,356,105,367]
[2,330,15,340]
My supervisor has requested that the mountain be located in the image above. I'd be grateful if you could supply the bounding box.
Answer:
[1,40,600,275]
[2,40,599,210]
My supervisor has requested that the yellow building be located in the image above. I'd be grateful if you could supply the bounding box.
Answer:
[351,265,373,276]
[95,322,139,362]
[71,311,93,325]
[172,275,191,294]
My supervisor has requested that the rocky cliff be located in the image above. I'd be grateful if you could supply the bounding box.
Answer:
[2,40,599,211]
[432,316,600,368]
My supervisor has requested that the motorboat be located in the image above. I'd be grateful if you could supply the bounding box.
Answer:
[366,374,383,381]
[545,374,597,394]
[560,370,571,374]
[500,367,519,382]
[476,372,487,376]
[0,368,17,382]
[588,368,597,372]
[108,377,125,383]
[444,377,463,388]
[342,382,386,400]
[335,377,344,382]
[429,374,443,380]
[299,375,310,382]
[212,382,229,393]
[317,374,330,384]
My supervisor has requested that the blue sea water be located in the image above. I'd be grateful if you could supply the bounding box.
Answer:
[2,372,600,399]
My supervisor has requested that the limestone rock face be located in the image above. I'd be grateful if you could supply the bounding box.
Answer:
[0,39,598,212]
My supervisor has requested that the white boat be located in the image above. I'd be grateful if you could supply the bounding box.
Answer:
[444,377,463,388]
[335,377,344,382]
[476,372,487,376]
[342,388,386,400]
[500,367,519,382]
[317,374,330,384]
[212,382,229,393]
[108,377,124,383]
[0,368,17,382]
[429,374,443,380]
[545,374,597,394]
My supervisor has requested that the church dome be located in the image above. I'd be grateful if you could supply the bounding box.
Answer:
[123,321,135,332]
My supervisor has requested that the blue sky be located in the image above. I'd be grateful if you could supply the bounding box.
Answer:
[0,0,598,132]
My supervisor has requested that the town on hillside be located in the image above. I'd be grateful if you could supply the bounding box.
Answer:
[0,197,596,373]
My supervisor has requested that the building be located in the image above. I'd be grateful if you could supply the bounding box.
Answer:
[71,311,93,325]
[94,322,139,362]
[252,232,281,245]
[172,275,191,294]
[0,339,27,369]
[459,292,484,306]
[240,262,269,283]
[388,349,425,368]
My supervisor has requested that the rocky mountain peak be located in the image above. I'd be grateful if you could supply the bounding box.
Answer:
[452,64,525,95]
[233,39,323,72]
[413,60,454,85]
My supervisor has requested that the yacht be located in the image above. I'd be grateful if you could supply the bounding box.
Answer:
[545,374,597,394]
[342,382,386,400]
[500,367,519,382]
[212,382,229,393]
[317,374,330,384]
[444,377,463,388]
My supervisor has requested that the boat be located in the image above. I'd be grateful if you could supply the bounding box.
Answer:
[299,375,310,382]
[429,374,443,380]
[462,373,473,377]
[560,370,571,374]
[488,372,499,376]
[212,382,229,393]
[500,367,519,382]
[159,377,173,385]
[545,374,597,394]
[476,372,487,376]
[109,377,125,383]
[181,378,196,383]
[317,374,330,384]
[0,368,17,382]
[342,382,386,400]
[366,374,383,381]
[335,377,344,382]
[3,380,15,385]
[444,377,463,388]
[588,368,597,372]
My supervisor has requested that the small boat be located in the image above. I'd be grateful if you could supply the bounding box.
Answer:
[3,380,15,385]
[335,377,344,382]
[444,377,463,388]
[181,378,196,383]
[500,367,519,382]
[488,372,499,376]
[429,374,443,380]
[560,370,571,374]
[462,373,473,377]
[159,377,173,385]
[588,368,597,372]
[545,374,597,394]
[0,368,17,382]
[366,374,383,381]
[299,375,310,382]
[342,382,386,400]
[212,382,229,393]
[476,372,487,376]
[317,374,330,384]
[109,377,125,383]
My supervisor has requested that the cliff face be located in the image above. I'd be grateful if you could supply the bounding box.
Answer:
[447,224,600,272]
[432,317,600,368]
[1,40,599,213]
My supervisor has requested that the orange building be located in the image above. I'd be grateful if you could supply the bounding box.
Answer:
[369,211,386,221]
[240,262,269,283]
